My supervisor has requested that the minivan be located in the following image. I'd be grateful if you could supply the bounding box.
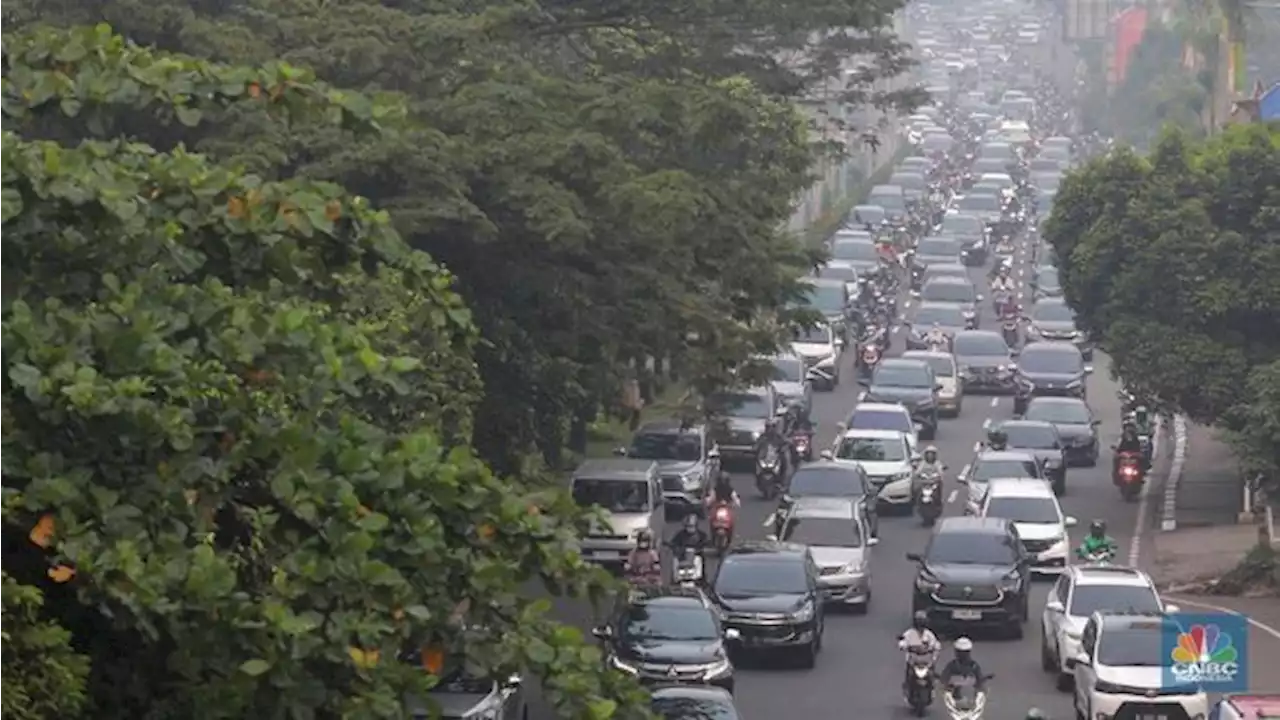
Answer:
[571,459,663,567]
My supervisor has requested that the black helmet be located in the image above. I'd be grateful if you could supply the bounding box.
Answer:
[987,427,1008,448]
[636,529,653,548]
[913,610,928,629]
[1026,709,1048,720]
[1090,519,1106,536]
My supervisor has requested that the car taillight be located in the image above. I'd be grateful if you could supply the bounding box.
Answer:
[1121,466,1138,476]
[714,507,732,523]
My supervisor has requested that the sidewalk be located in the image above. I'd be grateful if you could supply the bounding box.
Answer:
[1174,422,1243,528]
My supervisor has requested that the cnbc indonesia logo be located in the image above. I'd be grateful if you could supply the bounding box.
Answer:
[1169,623,1240,684]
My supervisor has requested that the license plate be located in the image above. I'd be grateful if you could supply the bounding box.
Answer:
[952,609,982,621]
[1135,715,1168,720]
[591,550,620,559]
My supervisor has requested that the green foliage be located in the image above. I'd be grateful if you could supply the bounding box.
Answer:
[3,26,648,719]
[1,569,91,720]
[1044,124,1280,487]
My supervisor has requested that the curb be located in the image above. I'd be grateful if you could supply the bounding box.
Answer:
[1159,415,1188,532]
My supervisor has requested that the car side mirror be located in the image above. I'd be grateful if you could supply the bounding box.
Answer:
[505,674,523,687]
[1074,652,1090,667]
[976,294,985,301]
[724,628,742,641]
[905,552,923,562]
[836,422,847,433]
[1091,419,1101,426]
[1084,365,1094,374]
[868,537,880,546]
[1045,599,1065,613]
[592,626,612,640]
[935,384,944,392]
[1164,603,1180,613]
[1064,516,1078,527]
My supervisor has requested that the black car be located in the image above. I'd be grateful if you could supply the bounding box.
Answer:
[904,302,968,351]
[988,419,1067,495]
[712,541,825,667]
[859,358,941,439]
[907,516,1031,638]
[1025,299,1091,360]
[787,461,879,537]
[1023,397,1100,467]
[1017,342,1091,399]
[651,685,741,720]
[594,587,735,691]
[939,213,989,266]
[953,330,1018,393]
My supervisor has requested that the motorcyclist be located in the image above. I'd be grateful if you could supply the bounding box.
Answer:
[623,529,661,583]
[924,322,949,349]
[991,267,1015,294]
[1114,421,1144,472]
[984,426,1009,451]
[939,637,987,693]
[707,470,741,508]
[1076,519,1118,561]
[754,417,790,477]
[912,445,947,496]
[898,610,942,691]
[763,494,795,539]
[669,513,709,557]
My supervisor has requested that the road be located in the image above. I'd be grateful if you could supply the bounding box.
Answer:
[538,224,1142,719]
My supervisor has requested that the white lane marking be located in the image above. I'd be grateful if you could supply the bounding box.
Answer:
[1164,596,1280,641]
[1160,416,1188,532]
[959,463,970,478]
[947,489,958,504]
[1128,415,1163,566]
[989,397,999,407]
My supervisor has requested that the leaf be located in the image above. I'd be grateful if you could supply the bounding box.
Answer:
[9,363,43,395]
[324,199,342,221]
[227,196,247,219]
[175,106,203,127]
[358,512,389,532]
[48,565,76,583]
[29,514,56,548]
[524,638,555,664]
[587,699,618,720]
[389,356,422,372]
[238,659,271,676]
[347,647,380,668]
[404,604,431,620]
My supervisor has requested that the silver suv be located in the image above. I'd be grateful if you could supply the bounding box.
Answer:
[571,459,663,567]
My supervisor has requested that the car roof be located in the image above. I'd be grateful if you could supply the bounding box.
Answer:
[984,478,1057,498]
[840,427,910,439]
[853,402,912,414]
[923,275,971,286]
[998,419,1058,433]
[627,585,714,607]
[1021,341,1081,354]
[975,449,1039,462]
[1027,396,1088,407]
[936,515,1014,534]
[1069,564,1156,587]
[636,419,704,435]
[725,540,808,558]
[956,329,1003,340]
[877,357,930,370]
[791,497,858,518]
[916,301,966,313]
[803,277,846,290]
[902,350,955,363]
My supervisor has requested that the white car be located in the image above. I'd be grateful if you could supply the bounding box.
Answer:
[830,428,916,506]
[792,321,842,391]
[958,449,1046,515]
[1041,565,1178,691]
[842,402,920,455]
[1073,613,1208,720]
[978,479,1075,574]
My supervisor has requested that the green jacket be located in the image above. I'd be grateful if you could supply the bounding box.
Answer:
[1077,535,1116,557]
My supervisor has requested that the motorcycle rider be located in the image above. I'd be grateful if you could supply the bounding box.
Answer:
[984,425,1009,451]
[991,267,1015,294]
[898,610,942,693]
[1114,421,1144,473]
[1076,519,1118,561]
[939,637,987,695]
[669,513,709,558]
[706,470,741,508]
[763,494,795,539]
[623,529,661,583]
[754,417,791,478]
[912,445,947,496]
[924,321,949,350]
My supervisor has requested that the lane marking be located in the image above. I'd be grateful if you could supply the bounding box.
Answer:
[1160,416,1188,532]
[947,488,958,504]
[989,397,999,407]
[1164,596,1280,641]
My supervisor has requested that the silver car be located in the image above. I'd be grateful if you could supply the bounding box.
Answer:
[780,497,877,610]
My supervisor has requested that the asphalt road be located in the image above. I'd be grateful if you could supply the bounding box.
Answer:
[538,221,1142,719]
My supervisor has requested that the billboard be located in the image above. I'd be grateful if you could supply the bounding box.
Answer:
[1112,6,1149,85]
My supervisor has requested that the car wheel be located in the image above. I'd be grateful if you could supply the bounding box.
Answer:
[798,643,818,669]
[1056,670,1074,692]
[1008,620,1025,640]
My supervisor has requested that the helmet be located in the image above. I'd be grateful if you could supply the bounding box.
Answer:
[683,513,698,530]
[954,637,973,653]
[987,427,1008,448]
[1026,709,1048,720]
[923,445,938,461]
[1090,519,1106,536]
[913,610,928,629]
[932,321,941,330]
[636,529,653,549]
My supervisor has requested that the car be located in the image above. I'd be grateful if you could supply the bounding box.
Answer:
[594,586,735,691]
[979,142,1016,162]
[1018,342,1091,399]
[903,350,964,417]
[572,459,664,566]
[889,171,927,202]
[959,449,1047,514]
[1041,136,1072,155]
[829,234,881,275]
[621,420,716,518]
[778,497,877,610]
[814,260,860,297]
[409,663,528,719]
[704,386,779,462]
[1022,397,1100,467]
[1029,157,1067,173]
[830,427,915,508]
[843,401,920,452]
[986,418,1067,495]
[919,262,970,285]
[1072,613,1209,720]
[953,330,1017,393]
[979,479,1076,574]
[1031,171,1062,193]
[939,212,989,265]
[849,204,887,228]
[650,685,741,720]
[859,358,942,439]
[1041,565,1177,691]
[797,277,852,339]
[787,461,879,537]
[764,352,812,418]
[866,185,907,224]
[1025,298,1090,359]
[955,191,1004,227]
[914,235,965,267]
[791,322,842,391]
[712,541,825,667]
[905,303,969,350]
[907,516,1031,638]
[919,277,982,329]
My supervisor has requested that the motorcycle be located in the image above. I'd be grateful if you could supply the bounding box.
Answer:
[790,429,814,462]
[672,547,704,586]
[623,552,662,587]
[942,677,991,720]
[1114,450,1145,501]
[1000,316,1020,349]
[709,502,735,555]
[860,344,882,374]
[903,646,937,716]
[916,472,944,526]
[1012,377,1034,417]
[1079,547,1115,565]
[755,446,784,499]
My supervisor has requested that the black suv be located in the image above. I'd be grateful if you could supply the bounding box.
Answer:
[989,419,1067,495]
[907,516,1031,638]
[711,541,825,667]
[594,586,735,691]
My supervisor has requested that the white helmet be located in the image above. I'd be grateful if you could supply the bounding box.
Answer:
[955,637,974,652]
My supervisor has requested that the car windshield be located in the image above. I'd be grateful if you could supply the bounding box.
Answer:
[873,364,933,388]
[851,207,886,225]
[572,479,651,513]
[836,436,908,462]
[786,516,863,548]
[1032,303,1074,322]
[652,696,739,720]
[923,136,952,151]
[1038,268,1061,287]
[942,215,983,235]
[908,354,955,377]
[973,459,1040,480]
[621,605,718,642]
[922,281,975,303]
[985,496,1060,523]
[628,432,702,462]
[771,356,804,382]
[914,306,966,327]
[925,531,1018,564]
[832,240,880,262]
[982,144,1013,158]
[918,238,961,256]
[790,467,866,497]
[869,193,905,211]
[1026,402,1091,424]
[848,409,912,434]
[892,174,926,189]
[793,324,830,344]
[1096,625,1169,667]
[818,264,857,281]
[955,334,1008,356]
[801,283,846,315]
[715,558,807,594]
[1021,349,1083,374]
[1069,585,1161,616]
[706,392,773,419]
[959,194,1000,212]
[1003,424,1059,449]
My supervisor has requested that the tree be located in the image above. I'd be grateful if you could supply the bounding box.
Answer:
[1043,124,1280,487]
[3,25,646,719]
[4,0,920,474]
[1105,22,1208,146]
[1,568,91,720]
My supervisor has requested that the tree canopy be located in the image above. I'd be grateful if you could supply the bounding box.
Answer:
[1043,123,1280,483]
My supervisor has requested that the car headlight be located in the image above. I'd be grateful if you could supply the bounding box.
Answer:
[815,354,837,369]
[962,309,976,318]
[1000,573,1022,591]
[751,430,762,440]
[790,602,815,622]
[608,655,638,674]
[703,658,733,678]
[1048,535,1068,551]
[842,560,865,576]
[916,574,941,592]
[891,470,913,482]
[682,472,702,490]
[1066,378,1083,389]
